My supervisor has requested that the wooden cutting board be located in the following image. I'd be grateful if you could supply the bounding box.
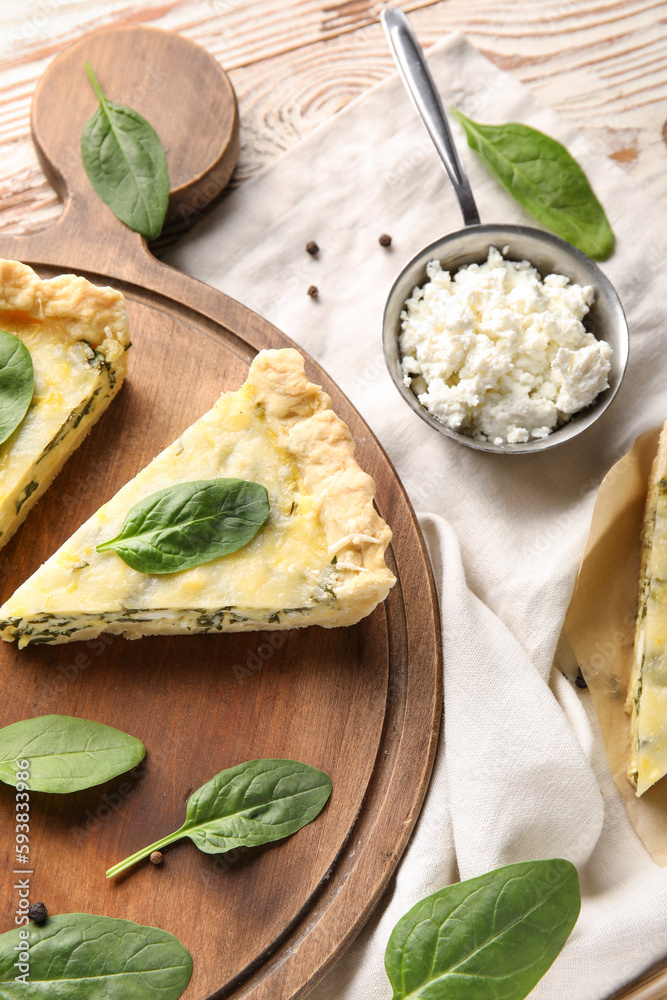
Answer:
[0,25,441,1000]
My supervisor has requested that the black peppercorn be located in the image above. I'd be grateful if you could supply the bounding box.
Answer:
[379,233,392,247]
[306,241,319,256]
[28,902,47,924]
[307,285,318,299]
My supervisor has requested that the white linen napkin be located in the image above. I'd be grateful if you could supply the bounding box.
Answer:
[164,32,667,999]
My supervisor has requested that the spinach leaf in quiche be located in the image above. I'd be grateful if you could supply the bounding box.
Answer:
[0,714,145,793]
[81,62,169,240]
[451,109,615,260]
[385,858,580,1000]
[96,478,270,574]
[0,331,33,445]
[0,913,192,999]
[107,758,332,877]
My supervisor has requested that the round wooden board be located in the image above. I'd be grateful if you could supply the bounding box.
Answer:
[0,25,442,1000]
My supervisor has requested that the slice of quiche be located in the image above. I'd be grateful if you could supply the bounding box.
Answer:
[626,421,667,795]
[0,349,395,646]
[0,259,130,548]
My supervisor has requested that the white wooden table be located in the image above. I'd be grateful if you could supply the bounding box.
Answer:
[1,0,667,235]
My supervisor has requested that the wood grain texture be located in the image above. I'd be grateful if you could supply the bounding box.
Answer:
[607,958,667,1000]
[0,25,441,1000]
[1,0,667,238]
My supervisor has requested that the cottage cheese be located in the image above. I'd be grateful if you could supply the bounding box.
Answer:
[399,246,612,445]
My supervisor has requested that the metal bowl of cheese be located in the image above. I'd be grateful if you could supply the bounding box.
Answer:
[382,225,629,455]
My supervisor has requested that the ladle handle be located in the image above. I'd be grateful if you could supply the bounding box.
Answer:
[381,8,480,228]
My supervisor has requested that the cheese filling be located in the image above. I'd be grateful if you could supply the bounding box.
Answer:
[0,328,125,542]
[0,388,339,646]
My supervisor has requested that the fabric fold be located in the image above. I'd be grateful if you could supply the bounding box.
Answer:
[421,512,605,875]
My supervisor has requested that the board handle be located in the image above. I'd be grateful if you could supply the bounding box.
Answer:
[0,25,239,281]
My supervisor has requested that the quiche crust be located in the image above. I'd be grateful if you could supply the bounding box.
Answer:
[247,350,394,612]
[0,348,395,645]
[626,420,667,795]
[0,259,130,547]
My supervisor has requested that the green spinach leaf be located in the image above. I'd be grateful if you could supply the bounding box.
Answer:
[451,109,615,260]
[0,331,33,445]
[81,62,169,240]
[0,913,192,998]
[107,758,332,877]
[0,715,145,793]
[97,478,270,574]
[385,858,580,1000]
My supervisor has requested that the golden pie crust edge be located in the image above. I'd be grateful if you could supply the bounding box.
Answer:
[248,348,396,623]
[0,258,130,360]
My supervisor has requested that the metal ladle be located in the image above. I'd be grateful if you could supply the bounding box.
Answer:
[381,8,629,454]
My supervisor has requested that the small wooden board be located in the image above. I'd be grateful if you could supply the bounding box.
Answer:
[0,26,442,1000]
